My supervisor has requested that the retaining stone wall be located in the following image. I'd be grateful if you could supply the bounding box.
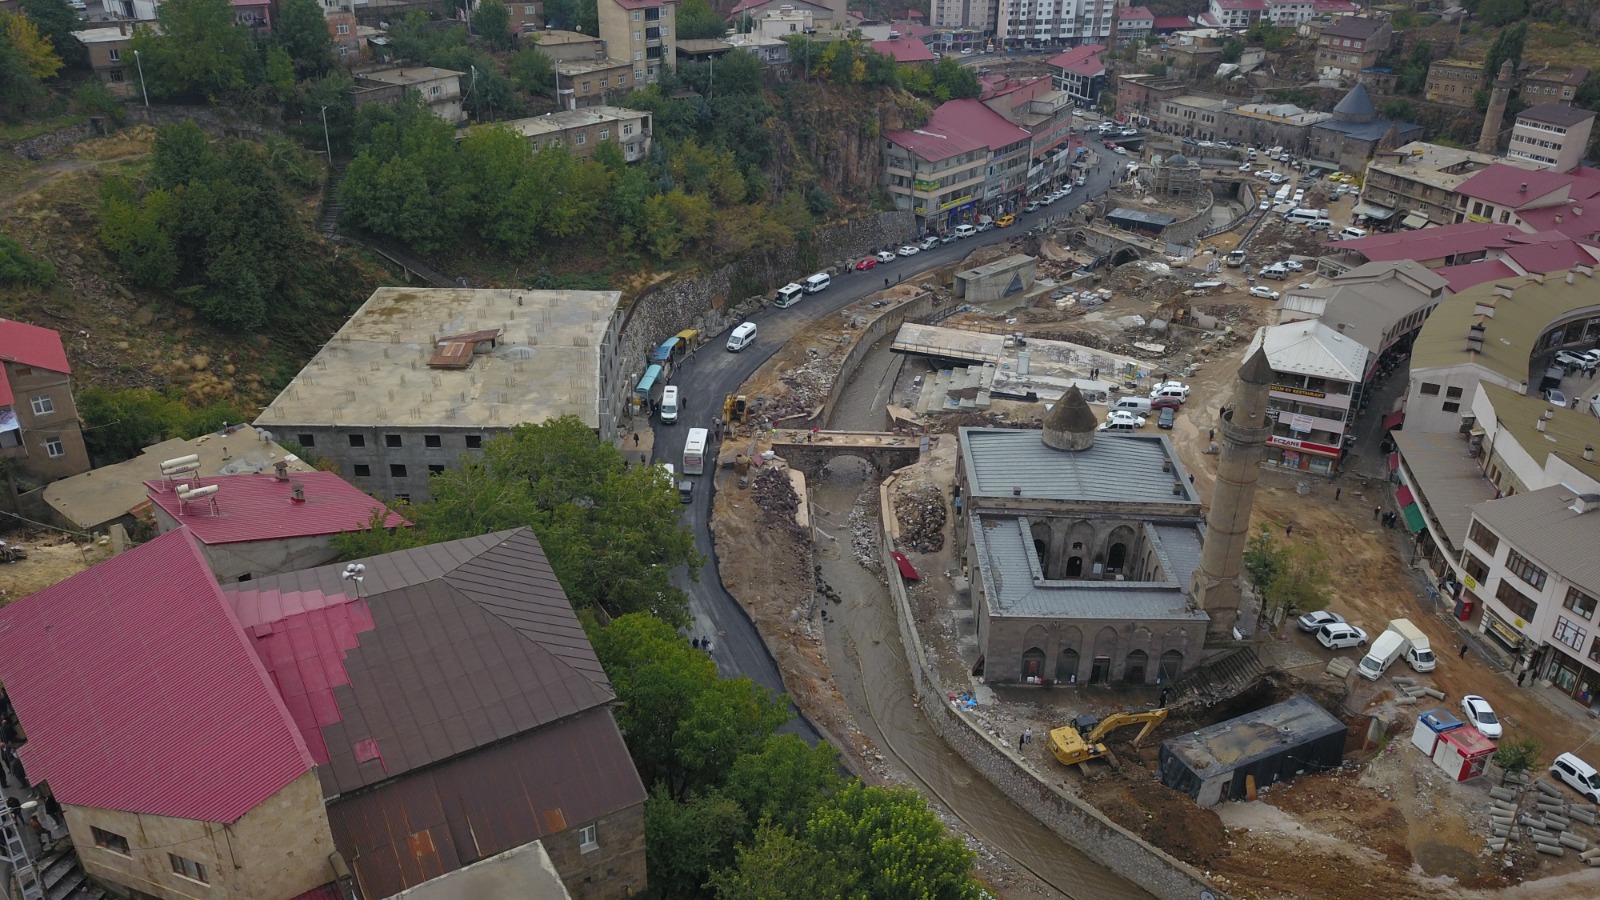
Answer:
[876,474,1221,900]
[11,106,277,160]
[1162,190,1215,247]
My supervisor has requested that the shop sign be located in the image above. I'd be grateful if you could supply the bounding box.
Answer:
[1268,435,1340,455]
[938,194,973,211]
[1485,615,1525,646]
[1288,413,1314,433]
[914,179,940,192]
[1272,384,1328,399]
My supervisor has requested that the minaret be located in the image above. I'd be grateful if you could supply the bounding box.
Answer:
[1191,346,1274,644]
[1478,59,1515,154]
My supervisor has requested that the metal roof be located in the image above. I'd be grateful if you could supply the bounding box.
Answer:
[224,528,616,798]
[971,515,1209,621]
[0,319,71,408]
[0,529,314,823]
[1517,103,1598,128]
[1392,430,1498,550]
[1410,269,1600,380]
[883,99,1032,164]
[959,427,1202,506]
[1470,486,1600,596]
[1477,383,1600,485]
[144,471,407,545]
[1247,320,1370,383]
[1161,695,1345,773]
[1107,208,1178,228]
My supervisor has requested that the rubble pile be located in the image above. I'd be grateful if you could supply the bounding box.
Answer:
[849,487,883,573]
[777,349,839,409]
[752,466,799,516]
[894,481,948,553]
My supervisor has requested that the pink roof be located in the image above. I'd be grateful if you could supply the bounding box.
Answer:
[0,529,313,822]
[1455,164,1578,209]
[1153,15,1194,28]
[1502,168,1600,238]
[0,319,71,406]
[1048,44,1106,76]
[1332,222,1520,261]
[1213,0,1266,9]
[1313,0,1358,10]
[1498,235,1600,273]
[884,98,1032,164]
[145,471,407,545]
[873,37,935,63]
[1437,259,1519,292]
[981,74,1051,104]
[1119,5,1155,21]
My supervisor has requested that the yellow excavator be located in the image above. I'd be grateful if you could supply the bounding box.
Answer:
[1048,708,1168,768]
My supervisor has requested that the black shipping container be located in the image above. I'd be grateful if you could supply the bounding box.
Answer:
[1158,694,1347,806]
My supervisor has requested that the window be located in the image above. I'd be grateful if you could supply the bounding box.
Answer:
[110,69,124,82]
[624,124,634,136]
[385,434,402,448]
[353,464,371,477]
[1505,549,1547,590]
[525,4,536,12]
[430,85,441,96]
[45,437,64,458]
[337,23,349,34]
[1420,382,1440,396]
[1591,635,1600,663]
[578,823,599,853]
[576,133,587,145]
[296,433,316,448]
[349,434,366,448]
[582,81,591,92]
[1468,521,1499,555]
[1554,616,1588,651]
[1445,386,1463,399]
[1463,553,1489,584]
[632,9,640,18]
[1566,587,1597,620]
[1495,579,1538,621]
[599,129,609,140]
[30,396,54,416]
[465,435,483,449]
[424,434,442,448]
[1442,401,1460,413]
[634,30,641,41]
[109,49,120,61]
[92,827,130,855]
[395,494,410,503]
[390,464,407,478]
[170,854,208,884]
[428,464,445,475]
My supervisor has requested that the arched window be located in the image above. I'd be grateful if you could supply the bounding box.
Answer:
[1066,556,1084,577]
[1107,542,1127,572]
[1056,648,1080,683]
[1021,646,1046,681]
[1159,649,1184,681]
[1125,649,1148,684]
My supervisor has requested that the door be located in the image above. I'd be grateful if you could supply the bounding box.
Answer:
[1089,656,1110,684]
[1124,650,1147,685]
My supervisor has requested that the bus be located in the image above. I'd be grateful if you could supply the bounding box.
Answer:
[683,428,709,475]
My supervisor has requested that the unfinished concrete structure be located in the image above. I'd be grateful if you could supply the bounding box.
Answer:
[1190,347,1274,643]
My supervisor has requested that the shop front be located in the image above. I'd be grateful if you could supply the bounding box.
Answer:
[1480,607,1528,657]
[1265,434,1340,475]
[1541,643,1600,708]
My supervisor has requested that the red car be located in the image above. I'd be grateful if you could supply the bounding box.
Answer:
[1103,139,1117,149]
[855,257,878,271]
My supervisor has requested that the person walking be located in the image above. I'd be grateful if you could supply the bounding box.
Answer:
[1158,687,1170,708]
[1285,523,1294,536]
[1373,506,1382,521]
[1517,669,1528,687]
[1,744,26,789]
[1459,643,1470,659]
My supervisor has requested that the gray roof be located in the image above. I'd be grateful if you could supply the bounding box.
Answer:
[971,515,1209,621]
[1392,430,1498,550]
[1108,208,1178,227]
[1315,117,1409,142]
[1333,83,1376,121]
[1161,694,1345,773]
[959,427,1201,506]
[1470,487,1600,596]
[1518,103,1598,128]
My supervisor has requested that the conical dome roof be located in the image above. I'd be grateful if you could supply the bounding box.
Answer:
[1332,83,1376,123]
[1167,153,1190,167]
[1042,386,1098,451]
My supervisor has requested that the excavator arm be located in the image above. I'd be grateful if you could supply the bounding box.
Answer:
[1084,708,1168,747]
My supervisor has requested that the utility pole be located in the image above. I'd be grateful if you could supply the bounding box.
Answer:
[133,48,149,107]
[320,105,333,162]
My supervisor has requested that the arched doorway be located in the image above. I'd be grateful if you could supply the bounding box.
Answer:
[1066,556,1084,577]
[1107,542,1127,573]
[1056,648,1080,684]
[1159,649,1184,681]
[1125,650,1148,684]
[1021,646,1046,681]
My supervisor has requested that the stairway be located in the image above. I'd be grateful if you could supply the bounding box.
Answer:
[320,160,348,238]
[37,845,105,900]
[1167,647,1263,706]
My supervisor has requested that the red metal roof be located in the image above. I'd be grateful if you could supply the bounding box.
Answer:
[1333,222,1519,262]
[1312,0,1358,11]
[1153,14,1193,28]
[1498,235,1600,274]
[1119,6,1155,21]
[884,98,1031,164]
[0,319,71,374]
[1453,164,1577,209]
[0,528,314,823]
[1047,44,1106,77]
[872,37,935,63]
[144,471,408,545]
[1437,259,1519,293]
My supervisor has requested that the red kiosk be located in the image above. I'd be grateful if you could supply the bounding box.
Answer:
[1432,726,1496,782]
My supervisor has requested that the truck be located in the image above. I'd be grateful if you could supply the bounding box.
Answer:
[1225,249,1247,268]
[1357,618,1434,680]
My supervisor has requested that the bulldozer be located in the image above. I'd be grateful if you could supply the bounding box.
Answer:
[1048,708,1168,768]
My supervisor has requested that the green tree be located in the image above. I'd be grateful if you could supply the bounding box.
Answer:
[510,45,556,96]
[709,825,848,900]
[275,0,335,78]
[77,387,247,462]
[1220,38,1243,64]
[132,0,254,99]
[1397,42,1431,95]
[1481,22,1527,87]
[17,0,84,68]
[677,0,725,39]
[474,0,516,51]
[0,231,55,286]
[544,0,596,33]
[1493,737,1540,777]
[644,789,748,898]
[929,57,979,101]
[1244,525,1331,624]
[152,120,217,189]
[805,782,982,899]
[1,11,62,79]
[722,735,841,833]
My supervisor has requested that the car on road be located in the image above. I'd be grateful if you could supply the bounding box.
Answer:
[855,257,878,271]
[961,47,973,54]
[1461,695,1503,739]
[1281,259,1304,272]
[1249,285,1281,299]
[1197,141,1215,148]
[954,224,977,238]
[1182,137,1198,146]
[1316,622,1369,650]
[1024,201,1041,213]
[1545,388,1568,407]
[996,213,1016,227]
[897,245,920,257]
[1114,146,1127,155]
[1150,381,1190,401]
[1103,139,1118,149]
[919,236,940,250]
[1238,163,1252,172]
[1297,610,1346,633]
[1551,753,1600,803]
[1157,406,1176,429]
[875,250,896,263]
[1099,410,1147,430]
[1119,128,1139,137]
[976,220,994,232]
[1259,199,1271,210]
[1293,188,1306,203]
[1555,350,1592,368]
[940,232,957,243]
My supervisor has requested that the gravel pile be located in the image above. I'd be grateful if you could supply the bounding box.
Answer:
[752,466,799,516]
[895,481,947,553]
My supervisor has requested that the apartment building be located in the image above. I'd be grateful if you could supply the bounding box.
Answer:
[502,106,654,162]
[884,99,1032,230]
[1246,321,1371,475]
[0,320,90,483]
[597,0,678,85]
[1314,17,1390,82]
[1507,103,1597,172]
[1359,142,1536,230]
[1522,64,1589,106]
[1424,59,1480,109]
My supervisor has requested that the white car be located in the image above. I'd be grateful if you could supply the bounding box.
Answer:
[1293,189,1306,203]
[1551,753,1600,803]
[1114,146,1127,155]
[1461,695,1502,739]
[1297,610,1345,633]
[897,245,920,257]
[1239,163,1252,172]
[1150,381,1190,400]
[1259,199,1271,210]
[919,236,940,250]
[1545,388,1568,407]
[1316,623,1369,650]
[1249,285,1280,300]
[1555,350,1591,368]
[875,250,896,263]
[1281,259,1304,272]
[1098,410,1147,430]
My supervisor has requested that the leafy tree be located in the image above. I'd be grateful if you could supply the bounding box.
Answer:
[709,825,848,900]
[722,734,841,833]
[17,0,82,68]
[929,57,979,101]
[77,387,246,462]
[151,120,217,189]
[1396,42,1431,95]
[677,0,725,40]
[474,0,516,51]
[132,0,254,99]
[1481,22,1527,87]
[510,45,556,96]
[645,789,748,898]
[275,0,335,78]
[544,0,596,33]
[805,782,983,899]
[453,51,518,119]
[1493,736,1540,777]
[1,11,62,79]
[293,72,356,155]
[385,11,467,65]
[0,231,55,286]
[1219,38,1243,64]
[1244,524,1331,624]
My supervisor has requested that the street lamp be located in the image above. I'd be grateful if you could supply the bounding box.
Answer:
[320,105,333,162]
[132,48,148,108]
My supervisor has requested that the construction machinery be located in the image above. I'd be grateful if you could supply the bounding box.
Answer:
[723,393,748,425]
[1048,708,1168,768]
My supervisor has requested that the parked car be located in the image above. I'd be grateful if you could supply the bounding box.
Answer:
[1103,140,1118,149]
[1157,406,1176,429]
[1281,259,1304,272]
[1114,146,1127,155]
[919,236,940,250]
[1238,163,1252,172]
[855,257,878,271]
[1298,610,1346,633]
[1249,285,1280,300]
[1024,201,1041,213]
[1150,395,1183,411]
[1551,753,1600,803]
[1316,622,1369,650]
[1259,199,1271,210]
[1100,410,1147,429]
[1293,188,1306,203]
[1545,388,1569,408]
[996,213,1016,228]
[1460,695,1503,739]
[1555,350,1591,368]
[897,245,920,257]
[940,232,958,244]
[1119,127,1139,137]
[1150,381,1190,401]
[875,250,896,263]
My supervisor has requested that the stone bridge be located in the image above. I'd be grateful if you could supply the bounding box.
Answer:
[770,430,925,478]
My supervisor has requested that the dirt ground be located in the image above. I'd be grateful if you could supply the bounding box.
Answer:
[0,531,114,603]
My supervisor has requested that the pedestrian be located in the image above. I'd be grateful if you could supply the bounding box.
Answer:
[1158,687,1170,707]
[632,432,640,447]
[1208,428,1215,442]
[692,637,701,649]
[1334,487,1342,501]
[1286,523,1293,536]
[27,815,47,843]
[884,276,890,288]
[1373,506,1382,521]
[704,639,713,654]
[897,272,902,284]
[1459,643,1470,659]
[1,745,25,789]
[1518,669,1528,687]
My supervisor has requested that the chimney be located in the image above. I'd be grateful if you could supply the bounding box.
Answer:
[291,482,306,502]
[1586,445,1596,461]
[1571,493,1600,514]
[273,460,289,481]
[1520,182,1528,193]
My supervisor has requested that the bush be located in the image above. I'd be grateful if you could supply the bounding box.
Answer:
[0,231,55,286]
[1493,736,1540,777]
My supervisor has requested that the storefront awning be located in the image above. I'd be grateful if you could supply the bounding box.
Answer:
[1402,503,1425,534]
[1387,451,1400,471]
[1400,212,1431,230]
[1381,409,1405,431]
[1352,202,1395,220]
[1396,485,1415,508]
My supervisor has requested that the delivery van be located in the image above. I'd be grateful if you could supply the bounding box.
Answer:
[803,272,831,294]
[1111,397,1153,414]
[726,322,757,352]
[659,386,680,423]
[1285,208,1330,225]
[775,283,804,307]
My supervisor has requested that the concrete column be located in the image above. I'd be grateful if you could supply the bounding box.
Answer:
[1192,346,1274,644]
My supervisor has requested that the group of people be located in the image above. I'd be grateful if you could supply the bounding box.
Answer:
[0,691,60,846]
[1374,507,1400,529]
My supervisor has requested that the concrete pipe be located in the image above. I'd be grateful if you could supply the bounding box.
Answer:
[1544,816,1570,831]
[1527,827,1554,841]
[1536,779,1563,796]
[1490,818,1514,829]
[1392,677,1417,686]
[1422,687,1447,700]
[1588,856,1600,868]
[1489,786,1518,801]
[1530,831,1561,846]
[1520,815,1546,828]
[1493,799,1520,811]
[1487,839,1506,852]
[1536,843,1566,857]
[1492,825,1509,839]
[1571,808,1598,825]
[1559,833,1588,852]
[1535,798,1566,811]
[1580,847,1600,861]
[1395,696,1417,706]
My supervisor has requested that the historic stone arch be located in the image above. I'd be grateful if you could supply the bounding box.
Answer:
[1090,625,1120,684]
[1056,625,1083,683]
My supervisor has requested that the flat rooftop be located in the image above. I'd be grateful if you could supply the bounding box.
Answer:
[357,66,463,86]
[254,288,621,431]
[1367,141,1539,190]
[555,57,631,76]
[1161,694,1345,773]
[959,427,1202,506]
[972,514,1209,621]
[499,106,646,140]
[1391,430,1498,549]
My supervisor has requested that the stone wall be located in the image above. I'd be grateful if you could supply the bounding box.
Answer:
[10,105,276,160]
[1161,189,1215,247]
[819,284,947,427]
[875,474,1220,900]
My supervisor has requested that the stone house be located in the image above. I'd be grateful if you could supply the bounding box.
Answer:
[0,319,89,484]
[351,66,466,124]
[1314,17,1391,82]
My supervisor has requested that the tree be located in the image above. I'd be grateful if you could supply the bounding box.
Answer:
[543,0,595,33]
[1481,22,1527,88]
[0,31,48,122]
[721,735,841,834]
[0,230,55,286]
[1220,38,1243,64]
[1477,0,1526,27]
[510,45,556,96]
[709,825,848,900]
[474,0,516,51]
[275,0,335,78]
[17,0,83,68]
[929,57,979,101]
[677,0,725,40]
[1,11,62,79]
[132,0,254,99]
[1244,525,1331,625]
[644,789,748,898]
[1493,736,1540,777]
[1396,42,1431,95]
[805,782,983,899]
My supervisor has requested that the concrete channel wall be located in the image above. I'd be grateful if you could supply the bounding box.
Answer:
[875,473,1220,900]
[817,285,949,426]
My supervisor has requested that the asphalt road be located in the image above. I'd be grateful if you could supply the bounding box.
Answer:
[648,159,1122,738]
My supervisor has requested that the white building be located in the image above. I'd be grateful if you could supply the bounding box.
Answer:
[996,0,1118,48]
[1507,103,1598,173]
[1246,320,1371,476]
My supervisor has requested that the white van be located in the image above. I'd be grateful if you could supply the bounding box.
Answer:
[954,224,978,239]
[1112,396,1152,414]
[1551,752,1600,803]
[803,273,831,294]
[659,386,680,423]
[775,283,805,307]
[1284,208,1329,225]
[1337,226,1368,240]
[726,322,757,352]
[1273,185,1291,203]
